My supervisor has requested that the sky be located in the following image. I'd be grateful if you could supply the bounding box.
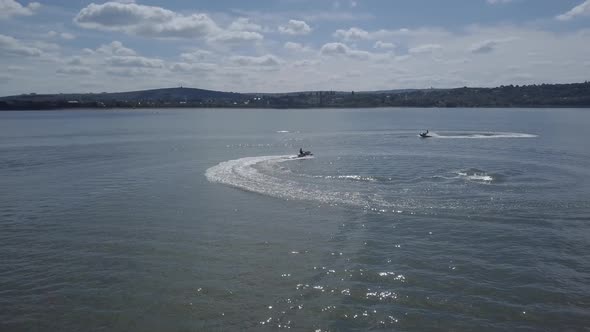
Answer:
[1,0,590,95]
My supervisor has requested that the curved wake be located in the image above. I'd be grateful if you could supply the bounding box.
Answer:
[205,155,388,209]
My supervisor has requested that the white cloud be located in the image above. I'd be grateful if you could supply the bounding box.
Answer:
[208,31,263,44]
[228,17,263,32]
[106,67,152,77]
[81,48,95,55]
[97,41,136,56]
[469,38,514,54]
[333,27,450,42]
[0,0,40,19]
[76,41,165,76]
[320,42,349,55]
[131,13,218,38]
[291,59,319,67]
[74,2,265,46]
[374,41,395,49]
[283,42,304,51]
[348,49,371,60]
[0,34,42,56]
[56,66,93,75]
[65,56,85,66]
[47,31,76,40]
[30,40,60,53]
[170,62,216,73]
[75,2,175,28]
[556,0,590,21]
[106,55,164,68]
[470,40,499,53]
[320,42,371,60]
[3,15,590,95]
[278,19,311,35]
[230,54,280,66]
[60,32,76,40]
[333,27,369,40]
[408,44,442,54]
[180,50,211,62]
[302,11,374,22]
[75,2,220,38]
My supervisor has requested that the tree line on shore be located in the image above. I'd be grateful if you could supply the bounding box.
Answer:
[1,82,589,110]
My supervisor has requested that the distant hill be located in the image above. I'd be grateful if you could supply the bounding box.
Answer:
[0,87,248,110]
[1,82,590,109]
[244,82,590,108]
[358,88,423,94]
[248,89,420,96]
[0,87,245,102]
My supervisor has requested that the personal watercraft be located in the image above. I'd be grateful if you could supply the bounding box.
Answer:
[297,150,313,158]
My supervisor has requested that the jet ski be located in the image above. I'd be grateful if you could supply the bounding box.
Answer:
[419,133,431,138]
[297,150,313,158]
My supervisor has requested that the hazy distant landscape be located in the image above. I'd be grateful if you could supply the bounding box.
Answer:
[2,81,590,109]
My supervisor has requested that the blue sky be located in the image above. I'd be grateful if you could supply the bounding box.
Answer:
[1,0,589,95]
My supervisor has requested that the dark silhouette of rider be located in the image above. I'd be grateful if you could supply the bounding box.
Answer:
[299,148,303,155]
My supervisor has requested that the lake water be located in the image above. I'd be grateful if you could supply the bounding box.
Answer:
[1,108,589,331]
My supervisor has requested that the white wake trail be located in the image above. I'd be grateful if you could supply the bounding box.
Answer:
[205,155,378,208]
[429,132,537,139]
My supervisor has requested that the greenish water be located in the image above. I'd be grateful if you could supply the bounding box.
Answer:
[1,108,589,331]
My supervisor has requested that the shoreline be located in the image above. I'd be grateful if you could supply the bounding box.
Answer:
[1,105,590,111]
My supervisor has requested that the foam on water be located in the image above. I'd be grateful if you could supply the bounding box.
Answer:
[317,175,379,182]
[205,155,386,208]
[429,131,537,139]
[205,156,506,211]
[457,170,494,183]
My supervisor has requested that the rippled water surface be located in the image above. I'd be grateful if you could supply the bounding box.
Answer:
[1,108,589,331]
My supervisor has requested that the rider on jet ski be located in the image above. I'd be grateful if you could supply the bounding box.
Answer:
[298,148,313,157]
